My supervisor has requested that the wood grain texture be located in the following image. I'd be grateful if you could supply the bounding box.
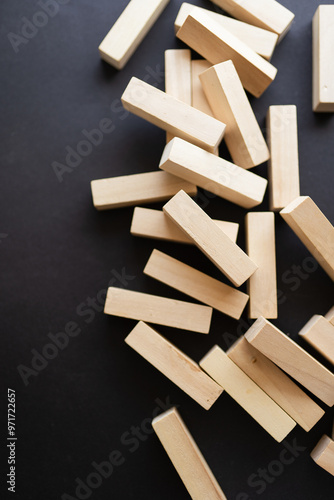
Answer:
[299,315,334,365]
[325,306,334,326]
[313,6,334,112]
[311,435,334,476]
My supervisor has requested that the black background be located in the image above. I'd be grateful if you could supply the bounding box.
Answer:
[1,0,334,499]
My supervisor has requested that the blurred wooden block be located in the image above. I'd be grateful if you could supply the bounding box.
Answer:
[299,315,334,365]
[191,60,215,117]
[311,435,334,476]
[313,6,334,112]
[325,306,334,326]
[125,322,223,409]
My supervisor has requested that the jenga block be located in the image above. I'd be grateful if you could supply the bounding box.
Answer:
[177,11,277,97]
[125,322,223,409]
[313,6,334,112]
[245,317,334,406]
[245,212,277,319]
[144,249,249,319]
[191,60,215,117]
[267,105,300,211]
[311,435,334,476]
[227,337,325,432]
[159,138,267,209]
[280,196,334,281]
[152,408,227,500]
[99,0,170,69]
[299,315,334,365]
[105,287,212,334]
[121,77,225,153]
[325,306,334,326]
[199,345,296,442]
[91,171,197,210]
[163,191,258,287]
[200,61,269,169]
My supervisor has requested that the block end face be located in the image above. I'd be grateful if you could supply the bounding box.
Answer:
[244,317,269,343]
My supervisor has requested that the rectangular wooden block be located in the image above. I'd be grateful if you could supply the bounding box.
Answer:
[144,249,249,319]
[163,191,258,287]
[99,0,170,69]
[125,322,223,409]
[121,77,225,153]
[280,196,334,281]
[267,105,300,211]
[245,212,277,319]
[105,287,212,334]
[245,317,334,406]
[91,171,197,210]
[160,138,267,209]
[191,60,215,118]
[152,408,227,500]
[227,337,325,432]
[177,11,277,98]
[325,306,334,326]
[313,6,334,112]
[299,315,334,365]
[311,435,334,476]
[199,345,296,442]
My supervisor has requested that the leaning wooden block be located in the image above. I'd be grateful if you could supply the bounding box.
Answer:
[245,317,334,406]
[125,322,223,409]
[299,315,334,365]
[121,77,225,153]
[105,287,212,334]
[311,435,334,476]
[163,191,258,287]
[280,197,334,281]
[99,0,170,69]
[152,408,227,500]
[325,306,334,326]
[313,6,334,112]
[199,345,296,442]
[144,249,249,319]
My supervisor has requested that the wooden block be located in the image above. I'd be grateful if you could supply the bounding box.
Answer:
[191,60,215,117]
[267,105,300,211]
[163,191,258,287]
[200,61,270,169]
[105,287,212,334]
[130,207,239,244]
[152,408,227,500]
[227,337,325,432]
[245,317,334,407]
[121,77,225,153]
[99,0,170,69]
[311,435,334,476]
[245,212,277,319]
[125,322,223,409]
[177,11,277,98]
[280,196,334,281]
[159,137,267,209]
[313,6,334,112]
[144,249,249,319]
[199,345,296,442]
[91,171,197,210]
[325,306,334,326]
[299,315,334,365]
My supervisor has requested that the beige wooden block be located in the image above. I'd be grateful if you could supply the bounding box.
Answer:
[245,317,334,407]
[177,11,277,98]
[192,60,214,117]
[227,337,325,432]
[199,345,296,442]
[160,138,267,209]
[299,315,334,365]
[267,105,300,211]
[91,171,197,210]
[99,0,170,69]
[152,408,227,500]
[121,77,225,153]
[105,287,212,334]
[245,212,277,319]
[130,207,239,244]
[325,306,334,326]
[313,6,334,112]
[311,435,334,476]
[280,196,334,281]
[125,322,223,409]
[163,191,258,287]
[200,61,269,169]
[144,249,249,319]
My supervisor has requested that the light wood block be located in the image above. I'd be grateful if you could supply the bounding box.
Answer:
[125,322,223,409]
[105,287,212,334]
[200,61,269,169]
[325,306,334,326]
[163,191,258,287]
[121,77,225,153]
[313,6,334,112]
[245,212,277,319]
[280,196,334,281]
[227,337,325,432]
[130,207,239,244]
[177,11,277,98]
[245,317,334,407]
[99,0,170,69]
[299,315,334,365]
[267,105,300,211]
[144,249,249,319]
[199,345,296,442]
[311,435,334,476]
[152,408,227,500]
[192,60,215,117]
[160,138,267,209]
[91,171,197,210]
